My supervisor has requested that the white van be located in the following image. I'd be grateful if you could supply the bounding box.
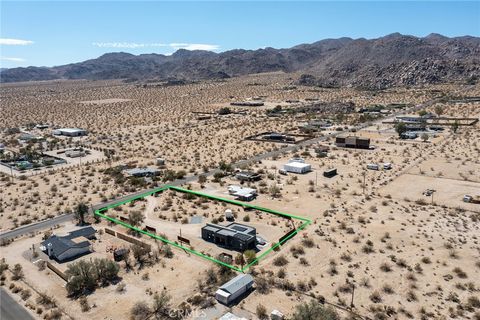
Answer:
[383,163,392,170]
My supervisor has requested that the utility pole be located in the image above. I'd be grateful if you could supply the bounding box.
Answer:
[346,279,355,309]
[362,170,366,195]
[350,283,355,308]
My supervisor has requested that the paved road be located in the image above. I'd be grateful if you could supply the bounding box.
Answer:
[0,213,74,241]
[0,288,34,320]
[0,93,449,241]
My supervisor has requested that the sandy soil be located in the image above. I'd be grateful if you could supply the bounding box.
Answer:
[1,77,479,320]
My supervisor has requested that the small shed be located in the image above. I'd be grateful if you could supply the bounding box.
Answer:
[323,168,337,178]
[215,274,254,305]
[225,209,234,221]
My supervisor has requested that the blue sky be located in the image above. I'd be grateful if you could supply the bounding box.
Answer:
[1,1,479,68]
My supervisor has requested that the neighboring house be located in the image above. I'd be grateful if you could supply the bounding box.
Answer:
[235,171,261,182]
[19,133,44,141]
[215,274,254,305]
[283,158,311,174]
[53,128,88,137]
[40,226,96,262]
[201,222,256,251]
[335,135,370,149]
[228,185,257,201]
[124,167,160,177]
[65,149,86,158]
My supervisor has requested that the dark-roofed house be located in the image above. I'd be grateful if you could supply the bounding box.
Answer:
[201,222,256,251]
[215,274,254,305]
[40,226,96,262]
[335,135,370,149]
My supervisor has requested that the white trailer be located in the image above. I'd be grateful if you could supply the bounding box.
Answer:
[367,163,379,170]
[215,274,254,305]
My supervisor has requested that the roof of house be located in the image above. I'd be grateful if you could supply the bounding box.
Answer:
[124,167,159,175]
[219,274,254,294]
[203,223,256,242]
[58,128,86,133]
[236,171,259,177]
[42,235,90,257]
[284,162,311,168]
[228,185,256,197]
[69,226,96,239]
[41,226,96,258]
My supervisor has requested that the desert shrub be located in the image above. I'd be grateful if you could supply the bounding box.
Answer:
[11,263,24,280]
[244,250,256,264]
[256,276,271,294]
[273,255,289,267]
[256,304,268,320]
[131,301,151,320]
[370,291,383,303]
[291,299,339,320]
[79,296,90,312]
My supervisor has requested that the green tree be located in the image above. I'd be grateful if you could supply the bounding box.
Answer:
[93,258,120,286]
[65,260,97,296]
[218,161,233,172]
[11,263,24,280]
[291,299,339,320]
[131,244,150,265]
[418,110,427,116]
[452,120,459,133]
[74,202,89,226]
[421,133,429,142]
[128,211,145,228]
[234,253,245,267]
[269,184,281,198]
[243,250,257,265]
[395,122,407,137]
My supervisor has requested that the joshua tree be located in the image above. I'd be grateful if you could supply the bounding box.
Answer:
[452,121,459,133]
[74,202,89,225]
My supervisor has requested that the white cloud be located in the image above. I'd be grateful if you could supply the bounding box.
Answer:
[92,42,166,48]
[0,38,34,45]
[92,42,220,51]
[1,56,26,62]
[169,43,220,51]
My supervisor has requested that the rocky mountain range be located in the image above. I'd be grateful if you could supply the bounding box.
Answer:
[1,33,479,89]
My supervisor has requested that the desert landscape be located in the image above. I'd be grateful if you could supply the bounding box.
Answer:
[1,70,479,320]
